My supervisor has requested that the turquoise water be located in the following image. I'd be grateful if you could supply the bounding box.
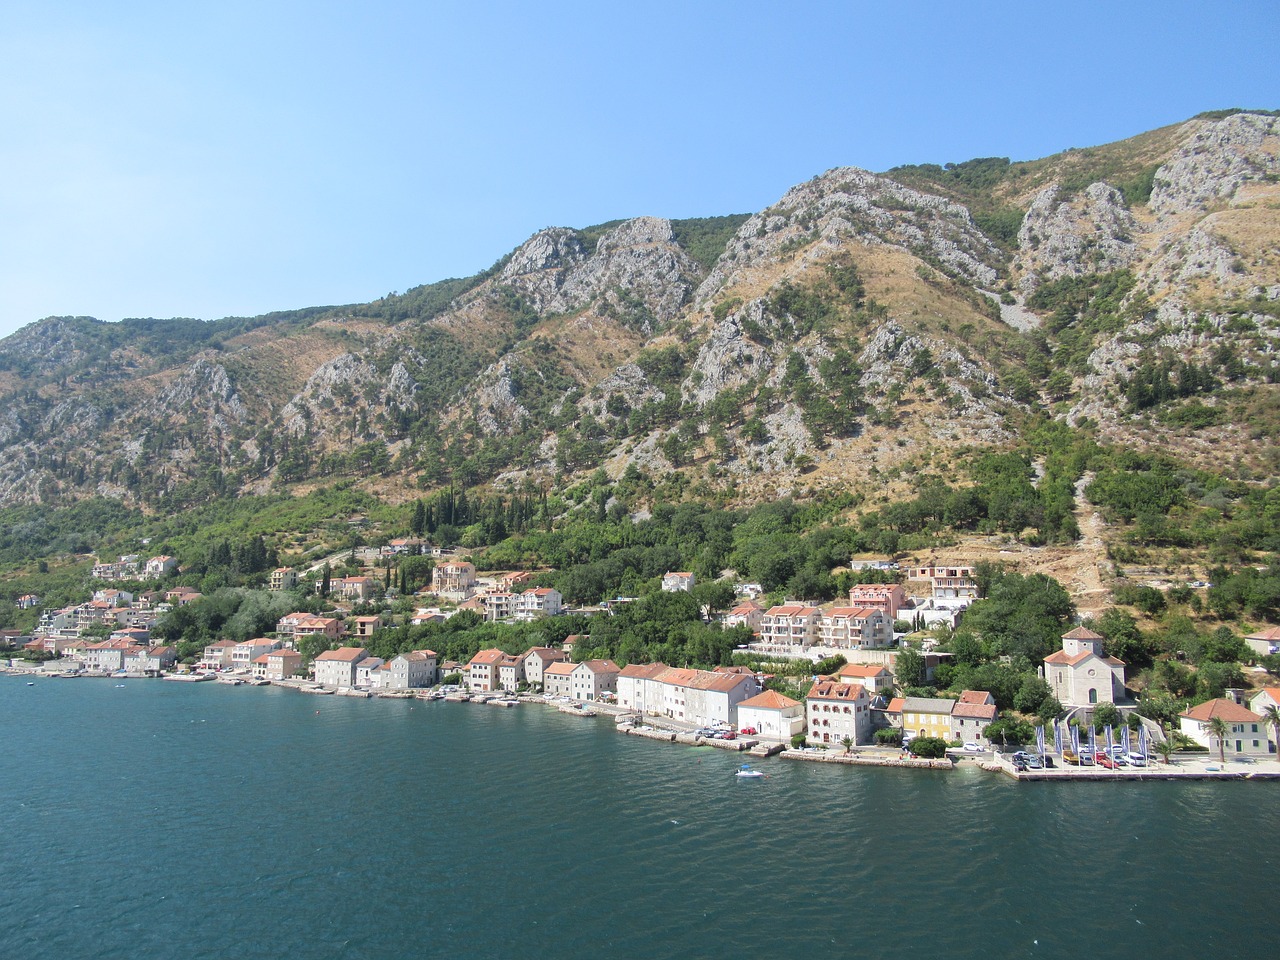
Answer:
[1,675,1273,960]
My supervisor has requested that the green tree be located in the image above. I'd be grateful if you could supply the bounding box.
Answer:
[1091,702,1120,731]
[894,647,926,688]
[1259,704,1280,758]
[1205,716,1230,765]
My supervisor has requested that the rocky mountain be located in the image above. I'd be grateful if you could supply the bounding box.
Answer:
[1,110,1278,512]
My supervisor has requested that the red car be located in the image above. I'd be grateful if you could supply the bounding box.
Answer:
[1096,754,1117,769]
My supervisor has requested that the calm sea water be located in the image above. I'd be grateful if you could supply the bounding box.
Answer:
[0,675,1273,960]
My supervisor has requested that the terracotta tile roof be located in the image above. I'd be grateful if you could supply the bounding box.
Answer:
[837,664,891,679]
[807,680,869,702]
[885,697,905,714]
[1044,649,1125,667]
[544,661,577,677]
[315,646,368,662]
[619,662,669,679]
[576,659,619,674]
[1181,698,1263,723]
[1062,626,1104,640]
[951,702,997,721]
[468,648,506,665]
[1247,627,1280,641]
[957,690,995,704]
[654,667,753,693]
[739,690,799,710]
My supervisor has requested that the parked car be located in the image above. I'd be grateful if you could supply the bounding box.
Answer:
[1013,758,1028,772]
[1128,753,1147,766]
[1097,754,1117,769]
[1025,755,1043,769]
[739,727,757,736]
[963,742,983,752]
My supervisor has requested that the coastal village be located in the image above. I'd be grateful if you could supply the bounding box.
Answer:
[6,543,1280,782]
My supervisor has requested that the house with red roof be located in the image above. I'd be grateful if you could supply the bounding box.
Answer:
[835,663,895,694]
[519,587,562,618]
[570,659,620,701]
[1042,627,1126,707]
[1248,688,1280,753]
[467,648,507,692]
[1179,698,1270,756]
[737,689,805,742]
[521,647,568,688]
[542,660,578,699]
[616,664,760,727]
[805,680,872,746]
[1245,626,1280,658]
[661,572,696,593]
[950,690,998,745]
[313,646,369,688]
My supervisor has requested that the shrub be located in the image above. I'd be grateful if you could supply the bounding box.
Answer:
[908,736,949,759]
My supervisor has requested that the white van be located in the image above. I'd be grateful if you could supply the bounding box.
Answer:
[1127,753,1147,767]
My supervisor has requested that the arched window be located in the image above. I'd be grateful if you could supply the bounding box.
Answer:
[1089,688,1098,704]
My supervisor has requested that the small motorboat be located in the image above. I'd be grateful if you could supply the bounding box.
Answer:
[735,764,766,780]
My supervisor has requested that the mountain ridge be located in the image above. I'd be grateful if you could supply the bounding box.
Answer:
[2,110,1279,515]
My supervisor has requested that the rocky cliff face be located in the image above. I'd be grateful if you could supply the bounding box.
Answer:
[1,112,1278,508]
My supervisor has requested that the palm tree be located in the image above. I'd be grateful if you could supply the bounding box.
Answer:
[1261,704,1280,759]
[1206,715,1230,765]
[841,735,854,755]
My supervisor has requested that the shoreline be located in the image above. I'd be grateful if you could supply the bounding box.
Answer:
[8,666,1280,782]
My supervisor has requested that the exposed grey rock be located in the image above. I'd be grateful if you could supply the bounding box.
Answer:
[696,167,1001,304]
[1150,113,1280,217]
[470,356,531,436]
[1015,183,1140,294]
[685,302,771,406]
[499,218,701,329]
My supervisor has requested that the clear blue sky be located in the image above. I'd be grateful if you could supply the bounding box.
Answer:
[1,1,1276,339]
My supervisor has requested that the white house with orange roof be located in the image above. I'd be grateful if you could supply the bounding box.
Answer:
[542,660,578,699]
[724,599,765,631]
[628,667,760,727]
[662,572,696,593]
[846,584,906,620]
[1245,627,1280,658]
[522,647,568,688]
[1180,698,1270,756]
[819,606,893,648]
[467,648,506,692]
[570,659,620,701]
[835,663,895,694]
[1043,627,1126,707]
[950,690,997,745]
[805,680,872,746]
[737,690,805,742]
[313,646,368,688]
[758,604,822,647]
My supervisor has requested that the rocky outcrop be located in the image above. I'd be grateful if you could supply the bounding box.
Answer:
[1150,113,1280,217]
[696,167,1001,304]
[685,302,772,406]
[1015,183,1140,294]
[145,360,247,425]
[500,218,701,329]
[469,356,530,436]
